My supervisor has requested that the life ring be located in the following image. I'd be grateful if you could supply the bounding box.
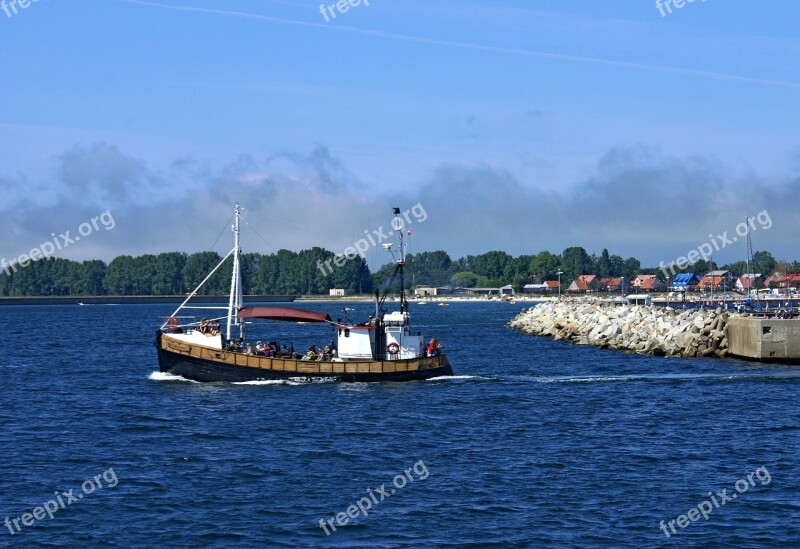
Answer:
[165,317,179,332]
[387,342,400,355]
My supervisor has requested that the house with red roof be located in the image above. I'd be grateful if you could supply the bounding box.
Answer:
[600,277,623,291]
[764,273,800,289]
[568,274,601,292]
[735,274,763,292]
[632,274,666,292]
[697,270,736,291]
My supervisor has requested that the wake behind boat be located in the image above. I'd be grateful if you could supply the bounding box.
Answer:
[155,205,454,382]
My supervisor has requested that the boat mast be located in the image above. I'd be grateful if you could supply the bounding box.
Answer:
[745,214,758,305]
[744,215,750,295]
[226,203,244,341]
[392,208,407,314]
[710,253,713,304]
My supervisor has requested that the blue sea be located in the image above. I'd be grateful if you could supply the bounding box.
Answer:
[2,301,799,548]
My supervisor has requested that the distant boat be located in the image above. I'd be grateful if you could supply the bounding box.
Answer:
[155,205,453,383]
[438,303,449,307]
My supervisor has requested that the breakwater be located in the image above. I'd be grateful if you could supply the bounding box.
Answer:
[510,300,736,357]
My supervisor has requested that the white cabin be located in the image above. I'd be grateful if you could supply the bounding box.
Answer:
[336,311,424,360]
[336,326,375,360]
[163,329,224,350]
[382,311,424,359]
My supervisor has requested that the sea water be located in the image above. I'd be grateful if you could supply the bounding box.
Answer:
[1,302,798,547]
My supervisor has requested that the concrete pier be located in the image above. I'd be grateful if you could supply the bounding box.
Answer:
[726,318,800,362]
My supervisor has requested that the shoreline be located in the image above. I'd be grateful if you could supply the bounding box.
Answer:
[0,295,296,306]
[5,293,788,307]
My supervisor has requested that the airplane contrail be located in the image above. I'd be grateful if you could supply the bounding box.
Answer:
[116,0,800,90]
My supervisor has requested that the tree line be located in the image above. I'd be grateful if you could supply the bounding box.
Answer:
[0,248,370,297]
[0,246,796,297]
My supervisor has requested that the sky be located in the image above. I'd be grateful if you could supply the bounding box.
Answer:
[1,0,799,271]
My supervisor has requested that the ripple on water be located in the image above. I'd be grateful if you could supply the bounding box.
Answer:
[2,302,799,547]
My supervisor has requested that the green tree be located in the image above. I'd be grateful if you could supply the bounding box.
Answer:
[150,252,187,295]
[104,255,137,295]
[408,251,455,287]
[68,260,107,295]
[472,251,514,281]
[372,261,407,294]
[0,271,9,296]
[622,257,641,279]
[182,252,224,295]
[451,271,479,288]
[597,248,612,277]
[561,247,593,280]
[529,251,561,281]
[752,251,777,276]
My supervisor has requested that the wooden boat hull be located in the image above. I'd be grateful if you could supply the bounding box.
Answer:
[155,332,453,383]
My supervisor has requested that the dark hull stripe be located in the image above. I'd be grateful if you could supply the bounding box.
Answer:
[156,344,453,383]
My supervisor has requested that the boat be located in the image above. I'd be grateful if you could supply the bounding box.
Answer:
[155,205,454,382]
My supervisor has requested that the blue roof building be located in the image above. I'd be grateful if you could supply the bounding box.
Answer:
[671,273,701,288]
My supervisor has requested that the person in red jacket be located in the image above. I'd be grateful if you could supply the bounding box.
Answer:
[426,338,438,357]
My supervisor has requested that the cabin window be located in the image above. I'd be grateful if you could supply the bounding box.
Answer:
[763,326,772,335]
[344,329,350,338]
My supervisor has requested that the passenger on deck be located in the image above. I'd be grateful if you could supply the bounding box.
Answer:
[199,317,210,334]
[211,321,221,335]
[270,342,281,358]
[255,341,264,354]
[302,346,318,361]
[245,343,253,355]
[426,338,438,357]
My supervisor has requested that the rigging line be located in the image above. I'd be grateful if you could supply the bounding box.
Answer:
[243,219,279,254]
[209,214,234,251]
